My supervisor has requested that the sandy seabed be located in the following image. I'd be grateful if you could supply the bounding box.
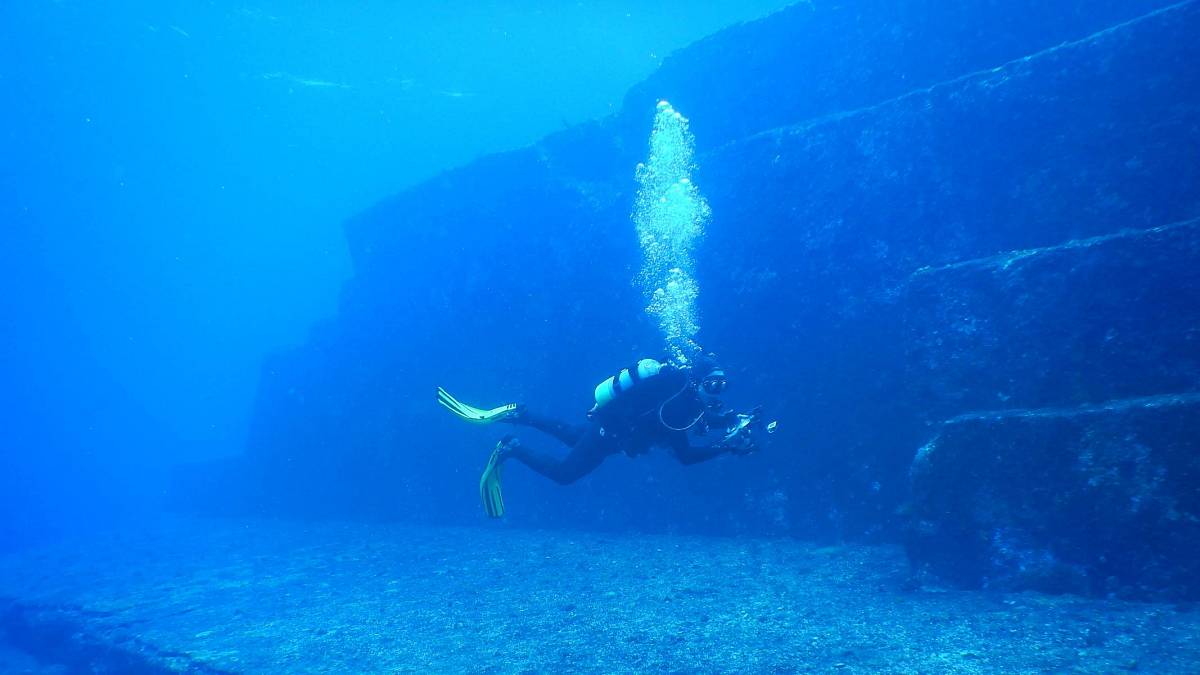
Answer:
[0,517,1196,673]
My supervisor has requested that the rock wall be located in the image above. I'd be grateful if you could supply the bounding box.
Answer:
[908,394,1200,599]
[693,1,1200,556]
[200,0,1200,599]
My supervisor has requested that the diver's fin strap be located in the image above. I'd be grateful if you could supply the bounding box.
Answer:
[479,445,505,518]
[437,387,518,425]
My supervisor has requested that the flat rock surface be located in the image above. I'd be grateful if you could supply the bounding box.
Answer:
[0,518,1197,673]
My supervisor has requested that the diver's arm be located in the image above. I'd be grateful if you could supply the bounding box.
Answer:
[702,400,739,431]
[668,433,730,465]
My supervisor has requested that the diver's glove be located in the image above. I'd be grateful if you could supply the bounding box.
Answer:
[724,436,759,456]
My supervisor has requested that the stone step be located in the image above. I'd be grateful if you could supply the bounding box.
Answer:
[906,393,1200,599]
[900,216,1200,417]
[701,0,1200,309]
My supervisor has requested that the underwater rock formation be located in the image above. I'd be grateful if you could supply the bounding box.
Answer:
[696,0,1200,562]
[899,217,1200,599]
[907,395,1200,599]
[204,0,1200,599]
[901,218,1200,417]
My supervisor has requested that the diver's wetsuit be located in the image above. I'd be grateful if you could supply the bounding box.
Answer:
[502,367,730,485]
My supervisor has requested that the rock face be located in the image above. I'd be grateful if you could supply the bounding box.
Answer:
[898,217,1200,600]
[205,0,1200,599]
[901,219,1200,417]
[908,395,1200,600]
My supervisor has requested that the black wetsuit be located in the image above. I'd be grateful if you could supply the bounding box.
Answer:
[503,366,732,485]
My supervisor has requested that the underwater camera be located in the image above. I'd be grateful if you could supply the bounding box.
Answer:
[722,406,778,454]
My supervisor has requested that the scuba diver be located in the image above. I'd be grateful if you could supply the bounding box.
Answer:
[437,354,775,517]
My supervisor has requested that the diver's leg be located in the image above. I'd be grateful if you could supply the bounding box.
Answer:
[502,425,611,485]
[505,408,587,447]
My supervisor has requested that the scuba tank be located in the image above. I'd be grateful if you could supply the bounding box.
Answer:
[591,359,663,413]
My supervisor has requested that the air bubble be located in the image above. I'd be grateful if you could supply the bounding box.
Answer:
[633,103,710,364]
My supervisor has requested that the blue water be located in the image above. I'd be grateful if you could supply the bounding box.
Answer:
[0,0,791,545]
[2,1,1198,671]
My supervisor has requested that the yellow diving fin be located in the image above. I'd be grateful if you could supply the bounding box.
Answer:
[437,387,518,425]
[479,442,506,518]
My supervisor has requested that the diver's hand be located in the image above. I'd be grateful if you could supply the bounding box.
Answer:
[720,407,774,456]
[726,440,758,456]
[718,432,758,456]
